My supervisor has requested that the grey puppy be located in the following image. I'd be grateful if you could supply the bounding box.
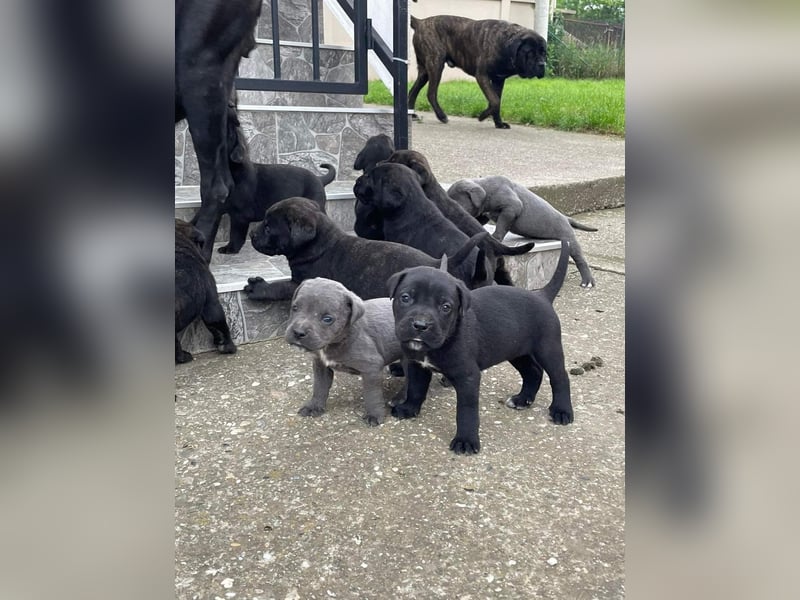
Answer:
[285,278,403,426]
[448,176,598,288]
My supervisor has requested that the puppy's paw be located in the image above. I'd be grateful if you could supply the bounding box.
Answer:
[549,404,574,425]
[244,277,268,299]
[363,413,384,427]
[218,342,237,355]
[505,395,532,410]
[580,280,595,289]
[298,405,325,417]
[391,402,420,420]
[175,350,193,364]
[217,245,239,255]
[449,435,481,455]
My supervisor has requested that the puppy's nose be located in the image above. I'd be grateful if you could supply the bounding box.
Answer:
[412,319,429,332]
[292,328,308,339]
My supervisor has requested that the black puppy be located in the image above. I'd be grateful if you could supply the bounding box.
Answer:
[176,0,262,260]
[354,163,534,287]
[175,219,236,363]
[352,134,395,241]
[386,149,514,285]
[388,241,573,454]
[244,198,492,302]
[215,107,335,254]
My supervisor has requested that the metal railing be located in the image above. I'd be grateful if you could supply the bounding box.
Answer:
[234,0,408,150]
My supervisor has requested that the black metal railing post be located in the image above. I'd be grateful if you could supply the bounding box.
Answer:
[270,0,281,79]
[392,1,409,150]
[311,0,321,80]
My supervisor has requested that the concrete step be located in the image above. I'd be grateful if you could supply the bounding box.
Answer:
[178,232,564,356]
[176,105,408,187]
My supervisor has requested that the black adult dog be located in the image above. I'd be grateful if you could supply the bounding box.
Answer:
[352,134,395,241]
[409,15,547,129]
[385,149,514,285]
[176,0,261,260]
[217,106,335,254]
[353,163,534,287]
[244,198,494,302]
[175,219,236,363]
[388,241,573,455]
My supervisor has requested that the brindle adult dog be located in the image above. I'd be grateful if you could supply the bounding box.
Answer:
[409,15,546,129]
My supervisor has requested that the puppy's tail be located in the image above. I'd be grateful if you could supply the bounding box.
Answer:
[447,231,490,271]
[410,16,419,29]
[542,240,570,303]
[568,216,598,232]
[317,163,337,186]
[481,236,536,257]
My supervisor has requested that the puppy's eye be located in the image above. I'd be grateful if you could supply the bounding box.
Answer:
[321,314,335,325]
[399,293,411,304]
[441,303,452,314]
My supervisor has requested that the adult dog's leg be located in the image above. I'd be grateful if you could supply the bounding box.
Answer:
[408,67,429,112]
[424,57,450,124]
[218,216,249,254]
[477,76,509,129]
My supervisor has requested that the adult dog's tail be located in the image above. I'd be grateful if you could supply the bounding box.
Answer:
[542,241,570,303]
[567,217,598,232]
[317,163,336,186]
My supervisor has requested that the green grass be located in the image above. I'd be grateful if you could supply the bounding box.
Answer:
[365,78,625,136]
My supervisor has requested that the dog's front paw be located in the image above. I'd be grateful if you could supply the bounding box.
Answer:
[580,279,595,289]
[244,276,268,299]
[449,435,481,454]
[505,395,532,410]
[218,341,237,355]
[298,405,325,417]
[495,122,511,129]
[391,402,420,420]
[217,245,239,255]
[363,413,384,427]
[549,403,574,425]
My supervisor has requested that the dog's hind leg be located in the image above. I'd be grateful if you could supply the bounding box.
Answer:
[424,60,450,123]
[201,295,237,354]
[175,334,193,364]
[505,355,543,409]
[532,342,573,425]
[361,372,387,426]
[476,76,509,129]
[408,68,429,113]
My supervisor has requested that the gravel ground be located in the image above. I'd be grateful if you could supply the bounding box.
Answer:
[175,208,625,599]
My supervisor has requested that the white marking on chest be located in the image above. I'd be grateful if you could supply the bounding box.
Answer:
[414,356,440,372]
[316,349,340,369]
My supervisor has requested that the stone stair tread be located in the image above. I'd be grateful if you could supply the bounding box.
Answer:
[209,242,290,293]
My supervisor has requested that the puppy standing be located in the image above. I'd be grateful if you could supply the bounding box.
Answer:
[448,176,597,287]
[285,278,403,425]
[175,219,236,363]
[352,134,395,241]
[388,241,573,454]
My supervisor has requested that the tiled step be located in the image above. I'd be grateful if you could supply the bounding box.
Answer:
[176,105,409,187]
[178,233,564,356]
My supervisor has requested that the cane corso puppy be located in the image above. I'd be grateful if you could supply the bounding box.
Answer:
[353,163,535,287]
[388,240,573,454]
[175,219,236,363]
[385,149,514,285]
[448,176,597,287]
[176,0,262,260]
[285,278,403,426]
[353,134,395,241]
[409,15,546,129]
[244,198,493,302]
[217,105,334,254]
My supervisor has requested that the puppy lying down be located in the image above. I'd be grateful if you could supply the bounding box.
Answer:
[285,278,403,426]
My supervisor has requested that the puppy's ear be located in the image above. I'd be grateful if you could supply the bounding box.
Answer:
[290,280,306,306]
[226,112,247,164]
[289,216,317,247]
[407,159,431,186]
[346,291,366,324]
[387,271,407,299]
[465,182,486,211]
[439,253,449,272]
[455,282,472,317]
[353,148,367,170]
